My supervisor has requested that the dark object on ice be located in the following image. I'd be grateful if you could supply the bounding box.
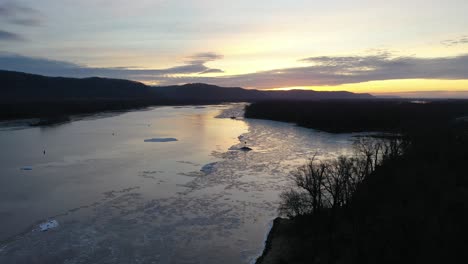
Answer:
[43,150,45,155]
[240,141,252,151]
[230,116,237,119]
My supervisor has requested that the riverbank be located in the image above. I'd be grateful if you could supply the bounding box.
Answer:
[254,100,468,263]
[245,100,468,133]
[255,217,291,264]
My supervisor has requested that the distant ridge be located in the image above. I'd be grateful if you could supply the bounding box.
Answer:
[154,83,374,101]
[0,70,152,102]
[0,70,374,120]
[1,70,373,103]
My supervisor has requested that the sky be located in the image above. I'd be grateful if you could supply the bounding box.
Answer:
[1,0,468,96]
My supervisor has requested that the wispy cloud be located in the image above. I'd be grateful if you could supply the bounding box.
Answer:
[0,52,225,80]
[0,2,43,42]
[441,35,468,46]
[200,68,224,74]
[186,52,224,64]
[183,52,224,74]
[153,53,468,88]
[0,30,24,41]
[0,2,43,26]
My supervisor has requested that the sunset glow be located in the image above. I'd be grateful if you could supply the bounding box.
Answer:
[1,0,468,97]
[269,79,468,95]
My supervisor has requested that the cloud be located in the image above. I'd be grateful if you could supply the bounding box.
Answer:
[441,35,468,46]
[0,2,43,26]
[181,52,224,75]
[186,52,224,64]
[0,30,24,41]
[0,52,224,79]
[2,52,468,89]
[9,18,42,26]
[0,2,43,41]
[200,68,224,74]
[153,53,468,88]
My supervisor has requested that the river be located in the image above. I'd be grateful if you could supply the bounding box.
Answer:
[0,104,359,264]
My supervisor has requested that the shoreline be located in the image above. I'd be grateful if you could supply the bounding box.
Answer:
[254,217,289,264]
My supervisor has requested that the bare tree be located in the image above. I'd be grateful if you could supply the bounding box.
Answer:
[278,137,407,218]
[291,156,328,213]
[381,136,407,161]
[325,156,354,209]
[278,189,312,217]
[353,137,382,173]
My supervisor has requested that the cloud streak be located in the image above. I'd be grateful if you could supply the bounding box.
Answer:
[0,52,225,80]
[441,35,468,46]
[1,52,468,88]
[0,2,42,26]
[0,2,43,42]
[0,30,24,41]
[154,53,468,88]
[187,52,224,63]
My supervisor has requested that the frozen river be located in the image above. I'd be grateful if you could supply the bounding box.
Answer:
[0,104,359,263]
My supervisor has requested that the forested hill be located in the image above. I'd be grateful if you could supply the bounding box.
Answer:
[153,83,374,101]
[1,70,373,103]
[0,70,153,102]
[0,70,373,120]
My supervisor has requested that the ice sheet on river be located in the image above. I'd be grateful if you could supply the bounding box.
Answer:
[215,103,247,119]
[0,105,362,264]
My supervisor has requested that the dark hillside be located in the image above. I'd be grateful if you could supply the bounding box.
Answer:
[258,125,468,264]
[0,70,154,102]
[0,70,373,121]
[154,83,373,102]
[255,101,468,264]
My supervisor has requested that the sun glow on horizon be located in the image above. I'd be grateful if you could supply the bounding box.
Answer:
[267,79,468,94]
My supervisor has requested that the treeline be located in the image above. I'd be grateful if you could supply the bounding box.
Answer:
[245,100,468,133]
[279,136,406,218]
[0,100,158,121]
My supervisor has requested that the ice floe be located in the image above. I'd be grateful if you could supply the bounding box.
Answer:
[39,220,59,231]
[200,162,217,174]
[144,138,178,142]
